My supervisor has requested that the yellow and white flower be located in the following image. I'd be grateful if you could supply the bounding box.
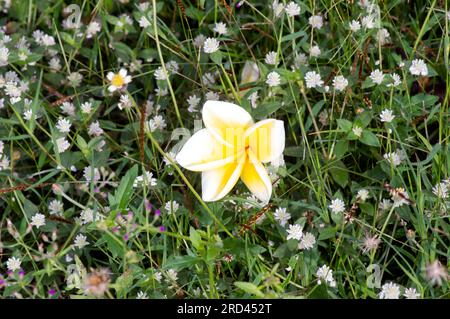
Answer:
[176,101,285,203]
[107,68,132,92]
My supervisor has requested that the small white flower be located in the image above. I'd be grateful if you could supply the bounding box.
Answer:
[203,37,220,54]
[309,45,321,57]
[31,213,46,228]
[432,182,448,199]
[274,207,291,227]
[49,57,61,72]
[285,1,300,17]
[304,71,323,88]
[370,69,384,85]
[56,118,71,134]
[352,126,363,137]
[81,102,93,114]
[361,15,375,29]
[387,73,401,87]
[138,16,151,28]
[205,91,219,101]
[272,0,285,18]
[329,198,345,214]
[377,28,391,45]
[193,34,206,48]
[154,67,168,81]
[148,115,167,132]
[349,20,361,32]
[6,256,21,271]
[379,282,400,299]
[404,287,420,299]
[332,75,348,92]
[383,151,402,167]
[286,224,303,240]
[137,291,148,299]
[86,21,101,38]
[48,199,64,215]
[107,68,132,92]
[213,22,228,35]
[166,269,178,282]
[357,189,370,202]
[266,71,281,87]
[316,265,336,287]
[409,59,428,76]
[379,199,393,211]
[0,47,10,66]
[118,95,132,110]
[380,109,395,123]
[264,51,278,65]
[67,72,83,87]
[74,234,89,249]
[187,95,200,112]
[154,272,163,283]
[298,232,316,250]
[56,137,70,153]
[88,121,103,137]
[164,200,180,214]
[248,91,259,109]
[309,15,323,29]
[133,171,157,188]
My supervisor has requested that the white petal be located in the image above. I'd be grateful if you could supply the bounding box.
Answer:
[245,119,285,163]
[107,72,114,81]
[202,100,253,147]
[176,129,237,171]
[240,150,272,203]
[201,153,245,201]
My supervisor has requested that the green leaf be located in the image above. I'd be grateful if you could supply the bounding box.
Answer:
[330,161,349,188]
[234,281,264,298]
[189,227,203,251]
[164,255,202,271]
[336,119,353,132]
[318,226,337,240]
[360,130,380,147]
[113,165,138,210]
[209,51,222,65]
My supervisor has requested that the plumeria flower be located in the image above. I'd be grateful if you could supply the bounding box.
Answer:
[176,101,285,202]
[107,68,131,92]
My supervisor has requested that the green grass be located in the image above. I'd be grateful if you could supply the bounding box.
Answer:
[0,0,449,299]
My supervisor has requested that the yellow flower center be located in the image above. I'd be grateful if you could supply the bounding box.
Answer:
[111,74,125,87]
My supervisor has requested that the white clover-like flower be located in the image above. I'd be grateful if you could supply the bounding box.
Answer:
[56,137,70,153]
[80,102,92,114]
[74,234,89,249]
[285,1,300,17]
[138,16,151,28]
[409,59,428,76]
[274,207,291,227]
[309,15,323,29]
[309,45,321,57]
[286,224,303,240]
[6,256,21,271]
[266,71,281,87]
[0,47,9,66]
[165,200,180,214]
[86,21,101,38]
[213,22,228,35]
[432,182,448,199]
[332,75,348,92]
[154,66,168,81]
[357,189,370,202]
[133,171,157,188]
[383,151,402,167]
[193,34,206,48]
[248,91,259,109]
[137,291,148,299]
[203,37,220,54]
[187,94,201,113]
[31,213,46,228]
[361,15,375,29]
[67,72,83,87]
[272,0,285,18]
[352,126,363,137]
[49,199,64,215]
[316,265,336,287]
[264,51,278,65]
[377,28,391,46]
[379,282,400,299]
[107,68,131,92]
[370,69,384,85]
[148,115,167,132]
[387,73,401,87]
[349,20,361,32]
[404,287,420,299]
[88,121,104,137]
[329,198,345,214]
[56,118,71,134]
[166,269,178,282]
[305,71,323,88]
[298,232,316,250]
[380,109,395,123]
